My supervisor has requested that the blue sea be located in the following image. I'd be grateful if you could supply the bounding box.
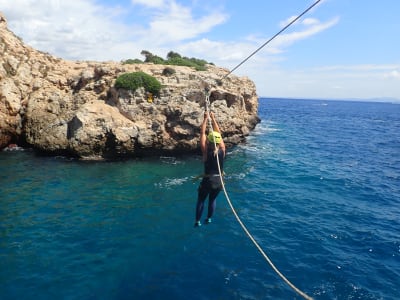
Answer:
[1,98,399,300]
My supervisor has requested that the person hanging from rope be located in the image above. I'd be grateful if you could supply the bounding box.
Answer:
[194,111,226,227]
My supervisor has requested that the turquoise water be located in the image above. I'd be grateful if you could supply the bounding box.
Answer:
[1,98,399,299]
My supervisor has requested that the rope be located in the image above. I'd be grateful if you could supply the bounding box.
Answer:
[221,0,322,80]
[204,92,313,300]
[202,3,323,297]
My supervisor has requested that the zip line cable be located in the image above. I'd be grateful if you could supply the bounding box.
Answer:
[204,94,313,300]
[221,0,322,81]
[203,2,325,299]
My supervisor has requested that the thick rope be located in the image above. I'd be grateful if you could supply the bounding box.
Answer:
[204,93,313,300]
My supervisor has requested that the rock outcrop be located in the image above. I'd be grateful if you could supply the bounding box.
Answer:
[0,12,260,159]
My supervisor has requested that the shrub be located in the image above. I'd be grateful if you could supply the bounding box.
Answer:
[150,56,165,64]
[141,50,165,64]
[162,67,176,76]
[122,58,143,64]
[137,50,212,71]
[194,65,207,71]
[166,51,181,60]
[167,56,194,67]
[115,71,162,96]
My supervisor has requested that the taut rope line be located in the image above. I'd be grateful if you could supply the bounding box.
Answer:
[221,0,322,81]
[204,93,313,300]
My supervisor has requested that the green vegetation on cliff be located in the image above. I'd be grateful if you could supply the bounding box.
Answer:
[122,50,213,71]
[115,71,161,96]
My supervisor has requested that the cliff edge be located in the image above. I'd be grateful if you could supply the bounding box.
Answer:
[0,12,260,159]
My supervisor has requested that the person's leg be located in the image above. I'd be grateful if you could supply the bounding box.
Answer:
[195,179,209,225]
[206,188,220,220]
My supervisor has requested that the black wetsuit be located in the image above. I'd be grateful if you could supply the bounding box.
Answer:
[195,147,224,222]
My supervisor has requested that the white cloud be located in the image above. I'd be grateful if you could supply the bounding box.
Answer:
[302,18,320,26]
[384,70,400,79]
[1,0,398,100]
[0,0,333,63]
[279,16,298,28]
[0,0,228,61]
[315,64,400,72]
[178,38,258,65]
[251,64,400,99]
[177,13,340,72]
[0,0,133,60]
[131,0,166,8]
[225,15,340,63]
[144,1,228,43]
[271,16,340,50]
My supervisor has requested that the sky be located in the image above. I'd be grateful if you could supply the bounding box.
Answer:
[1,0,399,100]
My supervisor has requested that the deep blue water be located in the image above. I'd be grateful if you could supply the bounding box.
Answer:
[1,98,399,299]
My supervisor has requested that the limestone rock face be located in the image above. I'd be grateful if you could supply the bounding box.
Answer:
[0,12,260,159]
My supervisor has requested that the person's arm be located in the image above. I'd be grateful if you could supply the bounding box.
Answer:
[200,112,208,161]
[209,112,220,133]
[210,112,226,156]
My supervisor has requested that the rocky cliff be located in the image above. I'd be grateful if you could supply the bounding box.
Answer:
[0,12,260,159]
